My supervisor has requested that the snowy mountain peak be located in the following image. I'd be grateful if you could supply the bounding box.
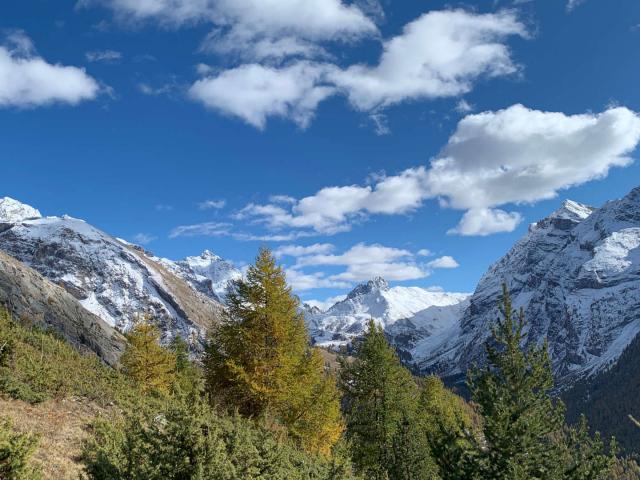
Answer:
[198,249,222,261]
[0,197,42,223]
[549,199,595,222]
[346,277,389,299]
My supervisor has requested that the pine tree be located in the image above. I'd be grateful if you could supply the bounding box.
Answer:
[447,284,613,480]
[204,248,343,456]
[338,319,424,479]
[120,318,176,395]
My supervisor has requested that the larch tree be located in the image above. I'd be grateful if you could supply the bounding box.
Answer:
[203,247,343,456]
[120,318,176,396]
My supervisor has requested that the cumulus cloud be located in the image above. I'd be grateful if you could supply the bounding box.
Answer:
[237,104,640,236]
[198,199,226,210]
[236,167,428,234]
[84,0,376,60]
[86,49,122,62]
[0,31,99,107]
[426,255,460,269]
[447,208,522,236]
[189,62,335,129]
[417,249,433,257]
[455,99,474,113]
[427,104,640,210]
[189,9,527,129]
[329,9,527,111]
[295,243,429,283]
[284,268,351,291]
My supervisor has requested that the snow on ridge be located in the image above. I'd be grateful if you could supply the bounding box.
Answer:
[0,197,42,223]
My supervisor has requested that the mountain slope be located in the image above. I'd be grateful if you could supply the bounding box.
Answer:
[0,249,125,365]
[0,198,224,350]
[418,187,640,386]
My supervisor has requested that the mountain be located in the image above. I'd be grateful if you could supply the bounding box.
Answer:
[154,250,241,302]
[417,187,640,387]
[306,276,471,360]
[0,197,225,351]
[0,249,125,365]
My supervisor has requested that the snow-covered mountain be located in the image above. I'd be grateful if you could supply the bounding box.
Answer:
[417,187,640,386]
[0,197,225,350]
[155,250,241,302]
[306,277,471,358]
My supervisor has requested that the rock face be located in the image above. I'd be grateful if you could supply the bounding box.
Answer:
[306,276,471,360]
[418,187,640,386]
[0,250,125,366]
[0,201,225,351]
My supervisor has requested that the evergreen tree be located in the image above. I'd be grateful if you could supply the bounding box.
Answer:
[441,284,613,480]
[120,318,176,395]
[338,319,426,479]
[204,248,343,456]
[170,335,203,398]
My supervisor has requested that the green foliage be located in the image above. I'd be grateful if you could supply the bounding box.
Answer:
[170,335,204,398]
[0,417,41,480]
[0,307,137,406]
[438,285,614,480]
[121,319,177,395]
[338,319,431,479]
[204,248,343,456]
[81,395,359,480]
[608,456,640,479]
[564,331,640,455]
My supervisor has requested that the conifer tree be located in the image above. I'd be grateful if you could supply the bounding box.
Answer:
[204,248,343,456]
[445,284,613,480]
[120,318,176,395]
[338,319,424,479]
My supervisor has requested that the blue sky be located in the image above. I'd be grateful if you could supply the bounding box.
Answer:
[2,0,640,306]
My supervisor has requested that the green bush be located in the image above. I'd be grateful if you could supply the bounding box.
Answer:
[81,395,358,480]
[0,417,41,480]
[0,307,138,407]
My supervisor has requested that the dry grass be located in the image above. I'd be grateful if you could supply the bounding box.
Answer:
[0,395,111,479]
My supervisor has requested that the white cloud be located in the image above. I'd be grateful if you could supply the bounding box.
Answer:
[85,0,376,60]
[329,262,427,282]
[426,255,459,269]
[189,62,335,129]
[86,49,122,62]
[295,243,429,283]
[269,194,297,205]
[195,63,213,75]
[0,32,99,107]
[132,232,157,245]
[169,221,231,238]
[155,204,174,211]
[237,167,428,234]
[137,81,178,96]
[234,105,640,236]
[447,208,522,236]
[455,98,474,113]
[189,9,527,129]
[274,243,335,258]
[285,268,351,291]
[198,199,226,210]
[303,294,346,311]
[426,104,640,210]
[417,249,433,257]
[329,9,527,111]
